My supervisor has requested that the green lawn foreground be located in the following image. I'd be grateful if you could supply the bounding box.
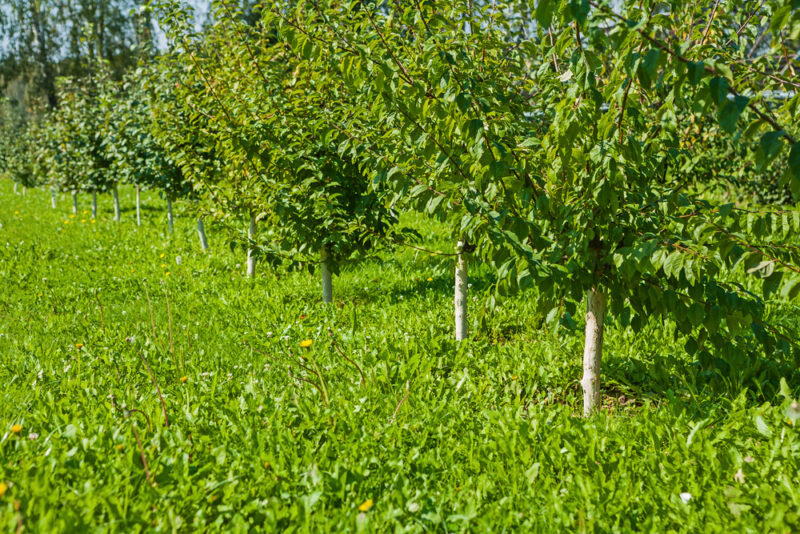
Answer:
[0,181,799,532]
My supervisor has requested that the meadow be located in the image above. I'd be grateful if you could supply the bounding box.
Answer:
[1,181,799,532]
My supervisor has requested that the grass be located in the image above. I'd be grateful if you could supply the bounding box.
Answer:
[0,180,799,532]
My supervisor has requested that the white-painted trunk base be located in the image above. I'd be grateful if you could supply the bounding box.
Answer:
[14,183,18,194]
[50,189,56,209]
[321,249,333,303]
[581,288,606,417]
[197,218,209,251]
[136,185,141,226]
[455,241,469,341]
[167,199,174,235]
[246,214,256,278]
[72,192,78,215]
[92,192,98,219]
[112,187,120,222]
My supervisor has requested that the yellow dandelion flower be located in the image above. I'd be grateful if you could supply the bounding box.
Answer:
[116,444,124,451]
[426,277,433,281]
[180,376,188,383]
[359,499,373,512]
[160,253,165,258]
[11,424,22,434]
[69,214,75,219]
[0,482,7,497]
[63,220,69,225]
[81,219,86,223]
[130,269,135,273]
[75,343,84,349]
[82,210,88,215]
[165,272,171,276]
[91,220,96,224]
[512,375,518,381]
[300,339,313,348]
[161,263,167,268]
[13,499,20,511]
[14,211,19,215]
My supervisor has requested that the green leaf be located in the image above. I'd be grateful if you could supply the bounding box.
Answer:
[664,250,684,279]
[455,93,471,114]
[568,0,590,25]
[787,142,800,182]
[535,0,556,28]
[754,415,772,438]
[718,96,749,134]
[709,77,729,107]
[687,61,705,86]
[780,273,800,300]
[637,49,660,90]
[770,5,792,34]
[755,131,785,172]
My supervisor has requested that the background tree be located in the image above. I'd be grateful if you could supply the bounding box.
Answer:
[0,0,156,109]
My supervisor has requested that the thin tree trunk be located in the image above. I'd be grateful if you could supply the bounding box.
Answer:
[22,186,26,196]
[14,183,18,194]
[92,191,98,218]
[454,240,469,341]
[50,188,56,209]
[321,248,333,303]
[166,199,174,235]
[72,192,78,214]
[136,185,141,226]
[112,186,120,222]
[581,288,606,417]
[197,217,209,251]
[246,212,256,278]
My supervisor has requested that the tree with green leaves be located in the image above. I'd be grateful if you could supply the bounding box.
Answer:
[260,0,799,414]
[152,0,408,297]
[103,65,198,240]
[48,72,118,220]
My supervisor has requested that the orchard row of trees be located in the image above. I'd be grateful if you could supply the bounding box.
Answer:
[1,0,799,415]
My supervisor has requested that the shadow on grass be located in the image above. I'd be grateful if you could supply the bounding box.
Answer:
[382,272,496,303]
[605,345,800,411]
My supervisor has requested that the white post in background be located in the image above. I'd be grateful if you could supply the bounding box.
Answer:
[92,191,98,218]
[167,199,174,235]
[246,212,256,278]
[455,240,469,341]
[581,288,606,417]
[321,248,333,304]
[72,192,78,214]
[197,217,209,251]
[136,185,141,226]
[112,186,120,222]
[50,188,56,209]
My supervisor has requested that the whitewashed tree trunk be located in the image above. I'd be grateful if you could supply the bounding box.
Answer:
[92,191,98,218]
[112,186,120,222]
[246,213,256,278]
[14,183,18,194]
[50,189,57,209]
[166,199,174,235]
[581,288,606,417]
[72,192,78,214]
[454,241,469,341]
[136,185,141,226]
[22,186,26,196]
[320,248,333,303]
[197,217,209,251]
